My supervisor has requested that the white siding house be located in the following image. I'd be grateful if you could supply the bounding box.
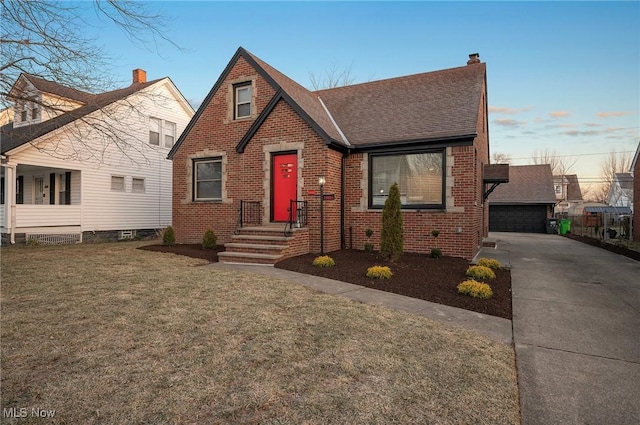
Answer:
[607,172,633,209]
[1,71,194,244]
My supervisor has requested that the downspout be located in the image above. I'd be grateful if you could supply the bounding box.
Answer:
[341,150,348,249]
[317,96,351,250]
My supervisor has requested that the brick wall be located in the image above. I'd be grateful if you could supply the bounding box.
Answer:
[172,55,341,252]
[342,79,490,260]
[173,54,491,260]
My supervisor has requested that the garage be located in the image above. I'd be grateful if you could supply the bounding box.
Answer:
[486,164,557,234]
[489,204,548,233]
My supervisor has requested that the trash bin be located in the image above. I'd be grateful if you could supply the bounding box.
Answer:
[559,219,571,235]
[546,219,559,234]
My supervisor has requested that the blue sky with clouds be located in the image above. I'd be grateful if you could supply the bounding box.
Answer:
[86,1,639,181]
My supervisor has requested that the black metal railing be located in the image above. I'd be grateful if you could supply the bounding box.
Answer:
[288,200,308,229]
[238,200,262,229]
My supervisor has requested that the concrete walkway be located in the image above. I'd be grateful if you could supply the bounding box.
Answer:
[494,232,640,425]
[209,262,513,344]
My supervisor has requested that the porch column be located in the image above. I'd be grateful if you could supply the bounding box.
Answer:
[2,161,16,243]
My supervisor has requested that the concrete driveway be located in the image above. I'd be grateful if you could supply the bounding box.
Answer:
[494,232,640,425]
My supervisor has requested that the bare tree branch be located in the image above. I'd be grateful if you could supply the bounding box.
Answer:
[595,149,633,203]
[309,63,357,90]
[0,0,181,164]
[491,152,511,164]
[530,148,577,175]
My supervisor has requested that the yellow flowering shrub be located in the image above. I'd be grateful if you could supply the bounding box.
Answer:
[366,266,393,279]
[466,265,496,280]
[312,255,335,267]
[458,279,493,299]
[477,258,502,270]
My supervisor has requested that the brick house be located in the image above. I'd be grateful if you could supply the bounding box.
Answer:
[168,48,492,263]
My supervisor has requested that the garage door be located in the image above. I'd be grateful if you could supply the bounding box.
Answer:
[489,205,547,233]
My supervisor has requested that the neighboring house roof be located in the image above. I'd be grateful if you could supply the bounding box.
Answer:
[13,74,95,104]
[614,172,633,192]
[631,140,640,175]
[169,47,486,158]
[489,164,556,204]
[584,206,632,214]
[1,77,164,155]
[565,174,583,200]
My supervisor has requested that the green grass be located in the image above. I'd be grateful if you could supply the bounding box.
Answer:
[0,242,519,424]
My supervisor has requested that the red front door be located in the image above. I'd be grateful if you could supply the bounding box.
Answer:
[272,153,297,222]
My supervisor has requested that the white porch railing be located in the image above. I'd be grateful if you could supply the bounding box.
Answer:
[15,205,81,228]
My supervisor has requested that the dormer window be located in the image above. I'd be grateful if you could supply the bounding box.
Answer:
[234,83,251,119]
[20,103,28,122]
[31,104,39,120]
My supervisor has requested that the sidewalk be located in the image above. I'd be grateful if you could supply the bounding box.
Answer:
[209,260,513,345]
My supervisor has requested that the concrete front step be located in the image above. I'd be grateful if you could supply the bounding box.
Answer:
[230,234,291,246]
[225,243,285,251]
[217,251,282,265]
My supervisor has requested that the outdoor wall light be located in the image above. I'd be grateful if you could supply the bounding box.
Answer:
[318,176,326,186]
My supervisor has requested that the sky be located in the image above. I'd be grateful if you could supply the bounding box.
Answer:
[82,1,639,187]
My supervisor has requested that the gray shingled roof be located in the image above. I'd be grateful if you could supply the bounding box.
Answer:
[19,74,95,104]
[170,47,486,159]
[614,172,633,191]
[247,52,344,143]
[1,78,163,154]
[565,174,583,201]
[315,63,485,146]
[489,164,556,204]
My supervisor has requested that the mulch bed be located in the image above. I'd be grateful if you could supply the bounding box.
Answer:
[138,244,512,320]
[563,233,640,261]
[277,250,511,320]
[138,244,224,263]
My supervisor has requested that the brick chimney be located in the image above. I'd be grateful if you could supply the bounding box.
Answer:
[467,53,480,65]
[132,68,147,84]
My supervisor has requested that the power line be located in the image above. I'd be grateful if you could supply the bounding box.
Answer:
[504,150,635,161]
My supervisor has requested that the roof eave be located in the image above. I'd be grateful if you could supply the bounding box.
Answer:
[348,133,477,152]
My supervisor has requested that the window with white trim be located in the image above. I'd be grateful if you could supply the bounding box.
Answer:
[149,117,176,147]
[234,83,251,119]
[111,175,125,191]
[163,121,176,148]
[369,150,445,209]
[149,117,160,145]
[193,158,222,201]
[20,102,28,122]
[132,177,145,193]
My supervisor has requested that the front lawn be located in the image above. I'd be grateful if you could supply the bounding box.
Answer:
[1,242,519,424]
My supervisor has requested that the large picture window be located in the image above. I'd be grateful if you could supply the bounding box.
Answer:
[193,158,222,201]
[369,150,444,209]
